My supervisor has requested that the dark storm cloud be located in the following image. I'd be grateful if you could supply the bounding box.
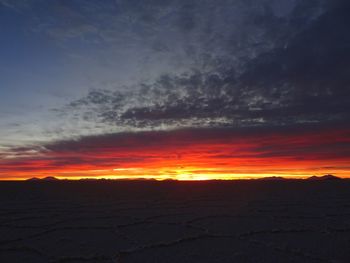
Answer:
[58,0,349,130]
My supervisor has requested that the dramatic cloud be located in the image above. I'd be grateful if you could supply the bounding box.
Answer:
[58,0,349,131]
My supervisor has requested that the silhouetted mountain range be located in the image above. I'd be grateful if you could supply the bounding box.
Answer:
[24,175,343,182]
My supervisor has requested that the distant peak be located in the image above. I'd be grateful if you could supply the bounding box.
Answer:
[42,176,59,181]
[27,177,40,181]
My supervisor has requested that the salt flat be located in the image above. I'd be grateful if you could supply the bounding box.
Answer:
[0,180,349,263]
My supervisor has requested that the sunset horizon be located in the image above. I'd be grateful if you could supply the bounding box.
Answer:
[1,1,350,262]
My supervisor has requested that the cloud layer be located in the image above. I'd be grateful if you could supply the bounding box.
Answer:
[57,0,349,132]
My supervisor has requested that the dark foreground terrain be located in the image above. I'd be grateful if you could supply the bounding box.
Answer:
[0,180,350,263]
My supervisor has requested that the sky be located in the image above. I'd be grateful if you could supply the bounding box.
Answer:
[0,0,349,180]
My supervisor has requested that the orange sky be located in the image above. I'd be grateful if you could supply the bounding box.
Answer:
[0,126,350,180]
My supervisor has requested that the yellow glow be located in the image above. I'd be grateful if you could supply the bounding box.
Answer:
[1,166,347,181]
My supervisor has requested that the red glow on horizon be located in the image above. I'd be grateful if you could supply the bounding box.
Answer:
[1,127,350,180]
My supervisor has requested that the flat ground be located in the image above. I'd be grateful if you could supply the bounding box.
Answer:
[0,180,349,263]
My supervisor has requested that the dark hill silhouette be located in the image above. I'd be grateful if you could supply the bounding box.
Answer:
[307,174,341,181]
[257,176,287,181]
[27,176,59,181]
[42,176,59,181]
